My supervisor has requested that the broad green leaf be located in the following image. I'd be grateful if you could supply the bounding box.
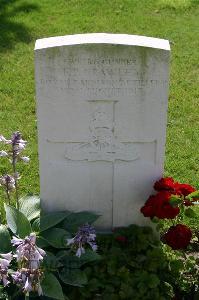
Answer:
[57,250,100,268]
[79,250,101,266]
[41,228,71,248]
[57,252,82,269]
[184,207,197,218]
[59,268,88,287]
[43,251,62,270]
[40,211,71,232]
[62,211,100,232]
[41,272,65,300]
[4,204,31,238]
[36,236,50,248]
[0,225,12,253]
[32,217,40,232]
[186,190,199,199]
[19,195,40,221]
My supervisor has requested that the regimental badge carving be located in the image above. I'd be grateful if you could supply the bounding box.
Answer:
[65,101,139,162]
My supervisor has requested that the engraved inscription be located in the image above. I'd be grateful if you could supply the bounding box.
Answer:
[65,101,139,162]
[37,50,168,98]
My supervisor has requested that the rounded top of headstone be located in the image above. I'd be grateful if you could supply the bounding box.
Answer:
[35,33,170,51]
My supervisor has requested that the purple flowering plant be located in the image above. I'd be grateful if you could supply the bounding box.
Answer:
[0,132,100,300]
[67,223,98,257]
[0,131,198,300]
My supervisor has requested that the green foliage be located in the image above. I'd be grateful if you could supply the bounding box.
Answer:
[169,195,182,206]
[19,195,40,221]
[0,203,198,299]
[41,272,65,300]
[59,268,88,287]
[66,225,175,300]
[41,228,71,248]
[187,191,199,200]
[35,210,101,293]
[184,207,197,218]
[39,211,71,232]
[62,211,100,233]
[166,249,199,297]
[78,250,101,266]
[4,203,31,238]
[0,225,11,253]
[32,217,40,232]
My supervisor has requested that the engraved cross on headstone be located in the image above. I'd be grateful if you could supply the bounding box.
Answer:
[47,100,141,163]
[66,100,140,162]
[46,99,156,228]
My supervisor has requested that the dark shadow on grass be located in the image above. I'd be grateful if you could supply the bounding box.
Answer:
[0,0,40,52]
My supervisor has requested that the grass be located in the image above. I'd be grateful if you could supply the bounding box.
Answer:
[0,0,198,219]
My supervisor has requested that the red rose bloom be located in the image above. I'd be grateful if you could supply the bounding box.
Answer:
[140,195,156,218]
[141,191,180,219]
[154,177,176,192]
[115,235,127,243]
[175,183,196,197]
[163,224,192,250]
[155,191,180,219]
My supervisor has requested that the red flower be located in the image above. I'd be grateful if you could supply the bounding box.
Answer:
[175,183,196,197]
[163,224,192,250]
[154,177,176,192]
[155,191,180,219]
[115,235,127,243]
[154,177,196,197]
[140,191,180,219]
[140,195,156,218]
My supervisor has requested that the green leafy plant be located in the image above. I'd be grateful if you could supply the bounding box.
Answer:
[0,132,100,300]
[141,177,199,299]
[0,133,198,300]
[65,225,174,300]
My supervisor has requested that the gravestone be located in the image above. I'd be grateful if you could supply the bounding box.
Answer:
[35,33,170,230]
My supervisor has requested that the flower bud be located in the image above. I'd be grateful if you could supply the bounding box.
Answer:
[0,135,11,144]
[21,156,30,163]
[0,150,8,157]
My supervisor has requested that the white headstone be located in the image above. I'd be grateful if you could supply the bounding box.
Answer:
[35,33,170,230]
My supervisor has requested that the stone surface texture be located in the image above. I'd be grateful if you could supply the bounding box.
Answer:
[35,33,170,230]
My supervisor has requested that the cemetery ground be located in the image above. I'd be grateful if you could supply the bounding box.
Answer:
[0,0,198,222]
[0,0,198,299]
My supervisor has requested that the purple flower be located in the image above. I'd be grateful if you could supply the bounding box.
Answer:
[0,150,8,157]
[0,135,11,144]
[11,234,45,296]
[11,132,26,147]
[0,252,12,287]
[11,132,27,162]
[11,233,46,269]
[0,174,15,192]
[67,224,98,257]
[0,132,29,164]
[21,156,30,163]
[12,268,43,295]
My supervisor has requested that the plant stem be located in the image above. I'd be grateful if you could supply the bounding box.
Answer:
[5,182,11,205]
[12,155,19,209]
[25,293,29,300]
